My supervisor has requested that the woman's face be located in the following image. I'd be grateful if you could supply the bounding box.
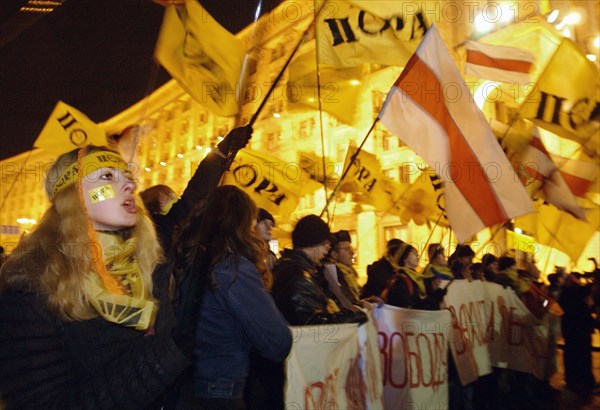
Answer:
[405,249,419,269]
[82,167,137,230]
[256,219,274,241]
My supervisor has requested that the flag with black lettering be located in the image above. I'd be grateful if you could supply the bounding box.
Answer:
[520,39,599,158]
[222,148,321,218]
[154,0,245,116]
[34,101,107,156]
[317,0,429,67]
[342,144,408,215]
[398,167,449,227]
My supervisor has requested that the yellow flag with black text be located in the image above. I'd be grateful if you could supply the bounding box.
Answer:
[317,0,429,67]
[34,101,107,156]
[342,144,408,214]
[520,39,599,158]
[222,148,321,218]
[154,1,245,116]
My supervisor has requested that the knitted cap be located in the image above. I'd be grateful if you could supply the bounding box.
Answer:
[292,215,332,248]
[257,208,275,224]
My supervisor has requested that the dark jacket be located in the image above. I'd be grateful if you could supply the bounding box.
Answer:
[360,257,396,299]
[0,264,189,409]
[192,254,292,399]
[385,268,444,310]
[153,153,226,253]
[271,249,366,326]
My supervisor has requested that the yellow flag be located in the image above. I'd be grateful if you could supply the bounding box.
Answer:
[520,39,599,158]
[317,0,428,67]
[399,167,449,227]
[286,48,365,125]
[154,1,245,116]
[222,148,320,218]
[515,198,600,261]
[34,101,107,156]
[341,144,408,214]
[297,150,340,188]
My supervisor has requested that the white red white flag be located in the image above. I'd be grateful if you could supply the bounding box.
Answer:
[378,25,533,243]
[518,128,586,220]
[465,40,535,83]
[553,154,599,198]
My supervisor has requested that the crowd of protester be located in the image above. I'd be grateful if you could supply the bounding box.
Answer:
[0,127,598,409]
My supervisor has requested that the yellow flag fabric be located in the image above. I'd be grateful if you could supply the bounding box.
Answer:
[154,1,245,117]
[286,48,365,125]
[297,150,340,188]
[34,101,107,156]
[520,39,599,158]
[317,0,428,67]
[399,168,449,227]
[341,144,407,214]
[515,199,600,262]
[222,148,321,218]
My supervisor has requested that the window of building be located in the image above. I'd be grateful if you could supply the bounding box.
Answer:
[383,225,409,244]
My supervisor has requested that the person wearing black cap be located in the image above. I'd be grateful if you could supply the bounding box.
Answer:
[256,208,278,273]
[271,215,367,326]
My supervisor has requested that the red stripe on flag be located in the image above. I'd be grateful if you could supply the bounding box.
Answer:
[560,172,592,197]
[529,135,551,156]
[466,50,533,74]
[397,56,507,226]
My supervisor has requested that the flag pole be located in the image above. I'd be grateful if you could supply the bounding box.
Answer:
[319,118,380,217]
[225,0,329,169]
[234,0,265,128]
[313,0,331,224]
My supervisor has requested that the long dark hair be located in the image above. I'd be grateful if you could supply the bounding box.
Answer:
[172,185,266,290]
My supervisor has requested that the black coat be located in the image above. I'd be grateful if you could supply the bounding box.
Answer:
[271,249,366,326]
[360,258,396,299]
[0,264,189,409]
[152,153,226,253]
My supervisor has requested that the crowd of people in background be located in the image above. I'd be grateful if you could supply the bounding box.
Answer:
[0,126,599,409]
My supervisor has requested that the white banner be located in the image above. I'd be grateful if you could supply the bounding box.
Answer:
[443,280,554,382]
[284,320,384,410]
[374,306,451,410]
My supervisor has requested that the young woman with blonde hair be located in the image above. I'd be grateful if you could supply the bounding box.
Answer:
[0,145,190,408]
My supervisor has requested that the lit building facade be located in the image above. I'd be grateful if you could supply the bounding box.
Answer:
[1,0,598,278]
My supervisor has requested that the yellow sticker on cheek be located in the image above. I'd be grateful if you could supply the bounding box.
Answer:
[88,184,115,203]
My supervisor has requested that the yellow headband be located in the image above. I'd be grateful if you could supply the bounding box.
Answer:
[52,151,129,198]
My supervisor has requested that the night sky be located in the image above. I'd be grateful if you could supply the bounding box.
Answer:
[0,0,280,160]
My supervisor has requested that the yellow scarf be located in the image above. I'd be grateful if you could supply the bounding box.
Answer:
[423,264,454,280]
[336,263,360,301]
[399,266,427,299]
[85,232,157,330]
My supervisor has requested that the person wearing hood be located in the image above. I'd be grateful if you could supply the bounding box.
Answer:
[360,238,405,299]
